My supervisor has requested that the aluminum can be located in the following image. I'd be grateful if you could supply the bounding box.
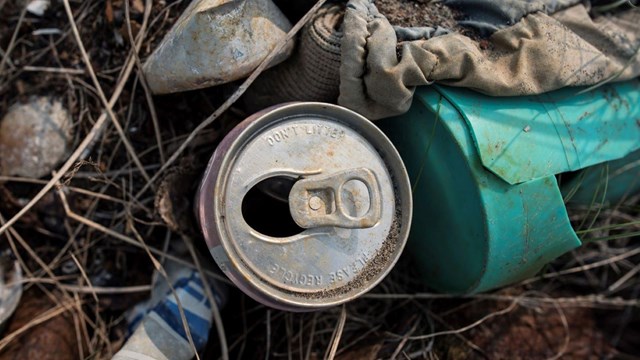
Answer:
[197,103,412,311]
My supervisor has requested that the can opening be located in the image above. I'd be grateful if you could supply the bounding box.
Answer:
[242,176,304,237]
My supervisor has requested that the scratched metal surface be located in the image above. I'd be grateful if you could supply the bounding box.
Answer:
[197,103,412,311]
[436,80,640,185]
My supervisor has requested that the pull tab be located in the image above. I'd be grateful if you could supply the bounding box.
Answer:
[289,168,382,229]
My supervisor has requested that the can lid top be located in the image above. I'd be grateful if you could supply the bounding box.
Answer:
[222,108,396,294]
[206,103,411,309]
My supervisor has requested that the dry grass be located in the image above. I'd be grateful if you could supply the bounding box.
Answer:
[0,0,639,359]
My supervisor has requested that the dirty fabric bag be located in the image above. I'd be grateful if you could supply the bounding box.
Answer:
[442,0,581,36]
[243,3,344,112]
[339,0,640,120]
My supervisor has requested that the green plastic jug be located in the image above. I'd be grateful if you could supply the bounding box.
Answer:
[377,80,640,293]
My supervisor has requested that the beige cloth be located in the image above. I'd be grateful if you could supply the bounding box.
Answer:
[339,0,640,119]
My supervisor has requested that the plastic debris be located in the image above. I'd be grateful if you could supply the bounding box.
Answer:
[378,79,640,293]
[0,257,22,334]
[25,0,50,16]
[143,0,294,94]
[113,262,226,360]
[0,97,72,179]
[563,149,640,206]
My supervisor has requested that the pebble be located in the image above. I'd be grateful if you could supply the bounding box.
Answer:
[0,97,73,178]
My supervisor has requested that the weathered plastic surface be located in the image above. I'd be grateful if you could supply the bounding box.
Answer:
[563,149,640,205]
[113,263,225,360]
[437,80,640,185]
[378,79,640,293]
[143,0,293,94]
[0,261,22,334]
[378,88,581,294]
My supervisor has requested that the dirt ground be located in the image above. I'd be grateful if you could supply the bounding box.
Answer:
[376,0,460,29]
[0,0,639,359]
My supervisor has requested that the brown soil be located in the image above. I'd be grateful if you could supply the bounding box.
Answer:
[463,302,613,359]
[375,0,461,29]
[0,291,79,360]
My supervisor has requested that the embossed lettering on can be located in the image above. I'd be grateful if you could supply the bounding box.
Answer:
[197,103,412,312]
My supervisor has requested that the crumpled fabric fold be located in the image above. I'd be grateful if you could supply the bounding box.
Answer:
[338,0,640,120]
[443,0,581,36]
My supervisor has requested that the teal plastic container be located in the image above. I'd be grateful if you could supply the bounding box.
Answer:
[562,149,640,206]
[378,80,640,293]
